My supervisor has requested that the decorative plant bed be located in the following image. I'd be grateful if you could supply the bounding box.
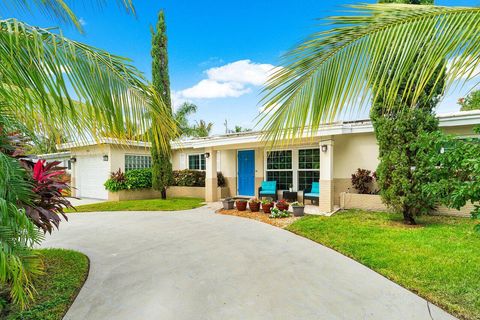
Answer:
[217,208,300,228]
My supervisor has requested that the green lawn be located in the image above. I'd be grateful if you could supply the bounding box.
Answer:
[66,197,205,212]
[287,210,480,320]
[4,249,89,320]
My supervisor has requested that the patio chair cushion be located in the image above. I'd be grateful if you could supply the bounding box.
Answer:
[261,181,277,193]
[311,182,320,194]
[304,192,320,198]
[260,190,275,195]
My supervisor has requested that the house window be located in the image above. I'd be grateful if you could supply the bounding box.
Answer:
[125,155,152,171]
[298,149,320,190]
[266,150,293,190]
[188,154,205,170]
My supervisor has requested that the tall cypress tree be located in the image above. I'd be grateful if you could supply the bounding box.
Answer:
[151,10,172,198]
[371,0,445,224]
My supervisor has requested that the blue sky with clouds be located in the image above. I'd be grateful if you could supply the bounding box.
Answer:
[6,0,479,134]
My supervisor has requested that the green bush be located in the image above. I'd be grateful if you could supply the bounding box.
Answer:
[105,168,226,192]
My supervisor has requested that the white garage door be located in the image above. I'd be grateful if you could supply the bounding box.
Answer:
[76,155,110,200]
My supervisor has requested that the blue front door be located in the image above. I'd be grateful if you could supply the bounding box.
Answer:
[238,150,255,196]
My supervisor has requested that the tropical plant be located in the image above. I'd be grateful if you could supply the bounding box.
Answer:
[21,160,73,233]
[351,168,374,194]
[261,3,480,142]
[458,89,480,111]
[0,153,43,308]
[192,120,214,137]
[0,0,175,308]
[150,9,173,199]
[174,102,198,136]
[234,125,252,133]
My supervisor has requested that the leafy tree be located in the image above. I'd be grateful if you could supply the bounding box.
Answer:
[150,10,173,198]
[192,120,213,137]
[261,3,479,223]
[369,0,446,224]
[415,129,480,230]
[174,102,197,136]
[458,90,480,111]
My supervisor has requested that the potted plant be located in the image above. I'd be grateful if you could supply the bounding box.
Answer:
[222,197,235,210]
[249,197,261,212]
[291,201,305,217]
[261,198,274,214]
[276,199,289,211]
[236,199,248,211]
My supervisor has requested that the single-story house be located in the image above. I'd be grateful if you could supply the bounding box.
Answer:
[56,110,480,213]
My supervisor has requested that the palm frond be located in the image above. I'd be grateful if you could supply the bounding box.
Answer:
[260,4,480,143]
[0,19,175,151]
[0,0,135,30]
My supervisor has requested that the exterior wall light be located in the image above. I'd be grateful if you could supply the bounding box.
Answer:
[103,155,109,161]
[321,145,328,153]
[204,152,210,159]
[70,157,77,163]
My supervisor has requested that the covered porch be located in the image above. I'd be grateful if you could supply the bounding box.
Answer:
[201,136,336,213]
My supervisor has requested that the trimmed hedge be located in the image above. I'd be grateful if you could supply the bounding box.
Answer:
[104,168,226,192]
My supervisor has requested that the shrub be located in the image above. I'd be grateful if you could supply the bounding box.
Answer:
[351,168,373,194]
[269,207,290,218]
[125,169,152,190]
[105,168,226,192]
[104,169,128,192]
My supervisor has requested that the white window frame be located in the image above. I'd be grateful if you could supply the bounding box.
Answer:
[264,146,320,191]
[188,153,206,171]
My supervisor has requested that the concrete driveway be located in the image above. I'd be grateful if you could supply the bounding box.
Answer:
[42,206,456,320]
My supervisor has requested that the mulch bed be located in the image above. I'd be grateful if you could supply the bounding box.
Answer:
[217,209,300,228]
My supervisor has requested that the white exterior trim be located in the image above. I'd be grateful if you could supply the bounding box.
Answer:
[57,111,480,151]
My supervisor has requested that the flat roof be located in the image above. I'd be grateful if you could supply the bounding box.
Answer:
[58,110,480,151]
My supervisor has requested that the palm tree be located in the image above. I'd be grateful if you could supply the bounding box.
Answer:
[0,0,175,308]
[174,102,198,136]
[192,120,213,137]
[261,4,480,141]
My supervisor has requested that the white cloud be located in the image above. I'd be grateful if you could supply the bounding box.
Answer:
[79,18,87,26]
[175,59,276,101]
[180,79,251,99]
[206,60,274,86]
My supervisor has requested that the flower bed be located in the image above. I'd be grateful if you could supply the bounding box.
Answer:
[217,209,300,228]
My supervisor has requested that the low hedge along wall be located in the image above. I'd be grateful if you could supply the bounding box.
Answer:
[105,168,226,192]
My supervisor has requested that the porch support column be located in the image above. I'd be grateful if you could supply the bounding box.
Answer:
[319,138,334,212]
[205,147,218,202]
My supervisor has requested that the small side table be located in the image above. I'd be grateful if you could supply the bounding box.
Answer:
[282,191,298,202]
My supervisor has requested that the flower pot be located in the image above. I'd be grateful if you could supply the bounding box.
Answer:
[236,200,248,211]
[262,203,273,214]
[249,202,260,212]
[222,199,235,210]
[292,206,305,217]
[276,202,289,211]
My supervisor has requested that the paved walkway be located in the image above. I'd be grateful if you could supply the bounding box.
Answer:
[42,206,456,320]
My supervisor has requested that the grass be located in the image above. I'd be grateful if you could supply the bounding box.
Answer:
[4,249,89,320]
[66,197,205,212]
[287,210,480,320]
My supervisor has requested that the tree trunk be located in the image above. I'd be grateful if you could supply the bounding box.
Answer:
[402,210,416,225]
[161,187,167,200]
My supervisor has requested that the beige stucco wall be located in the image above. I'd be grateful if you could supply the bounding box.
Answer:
[109,145,151,173]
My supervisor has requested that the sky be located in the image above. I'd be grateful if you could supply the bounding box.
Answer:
[5,0,480,134]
